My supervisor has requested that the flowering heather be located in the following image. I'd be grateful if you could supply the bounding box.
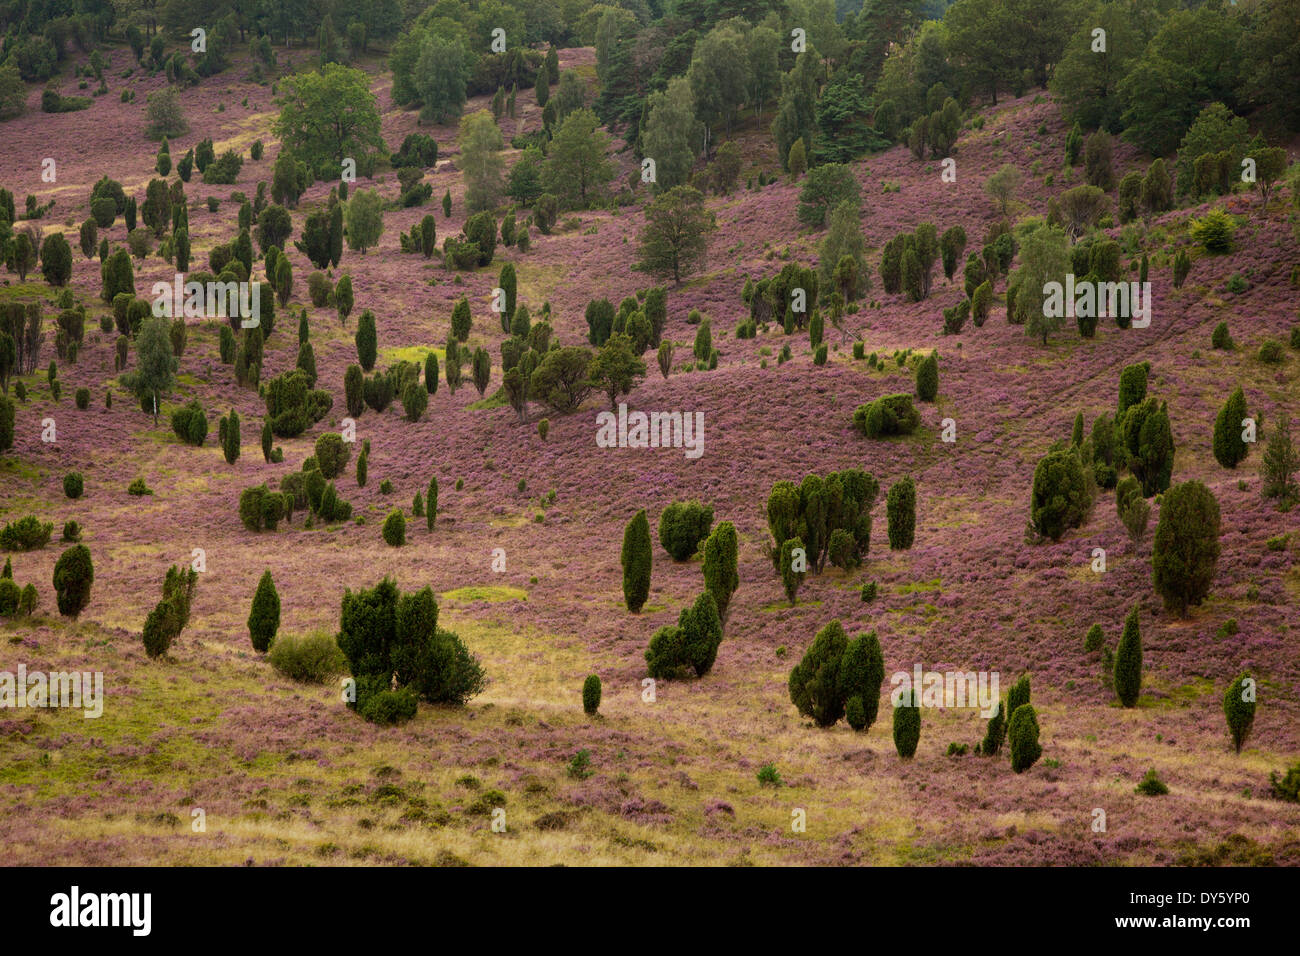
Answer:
[0,34,1297,873]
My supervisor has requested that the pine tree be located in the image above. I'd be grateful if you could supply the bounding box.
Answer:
[621,509,652,613]
[247,570,280,653]
[1114,605,1142,707]
[426,476,438,531]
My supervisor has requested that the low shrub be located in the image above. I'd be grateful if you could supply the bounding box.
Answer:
[63,472,84,499]
[853,393,921,439]
[1,516,54,551]
[267,631,348,683]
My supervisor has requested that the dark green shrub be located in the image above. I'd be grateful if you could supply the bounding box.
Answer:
[338,579,486,723]
[827,528,859,569]
[1134,769,1168,795]
[892,688,921,758]
[382,509,406,547]
[582,675,601,715]
[788,620,848,727]
[314,432,350,479]
[657,500,714,561]
[75,387,90,409]
[1213,387,1250,468]
[1,516,54,551]
[915,351,938,401]
[1152,480,1221,616]
[1117,361,1150,417]
[1008,704,1042,772]
[839,630,884,731]
[853,393,921,438]
[701,521,739,618]
[1006,673,1030,720]
[128,478,151,495]
[1270,762,1300,802]
[1119,397,1175,497]
[1084,623,1104,652]
[63,472,84,499]
[1211,322,1233,350]
[170,401,209,447]
[1114,605,1142,707]
[247,570,280,652]
[886,477,916,550]
[52,544,93,617]
[402,380,427,422]
[645,591,722,679]
[62,521,81,542]
[981,701,1005,756]
[1258,339,1284,364]
[1030,449,1089,540]
[1223,672,1256,754]
[239,484,269,531]
[621,509,652,612]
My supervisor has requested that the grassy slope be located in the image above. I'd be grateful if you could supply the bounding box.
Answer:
[1,46,1298,866]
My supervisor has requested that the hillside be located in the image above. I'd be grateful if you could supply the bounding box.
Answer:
[1,41,1299,868]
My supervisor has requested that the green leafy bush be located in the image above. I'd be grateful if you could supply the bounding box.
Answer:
[268,631,348,683]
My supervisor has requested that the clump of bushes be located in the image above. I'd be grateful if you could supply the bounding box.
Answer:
[141,564,197,658]
[338,579,486,724]
[644,591,723,680]
[1135,769,1169,796]
[1,516,54,551]
[657,500,714,561]
[853,393,921,438]
[170,401,209,446]
[788,622,885,731]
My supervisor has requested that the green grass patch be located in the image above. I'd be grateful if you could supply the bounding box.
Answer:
[895,577,941,594]
[378,344,444,366]
[440,585,528,603]
[467,386,509,410]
